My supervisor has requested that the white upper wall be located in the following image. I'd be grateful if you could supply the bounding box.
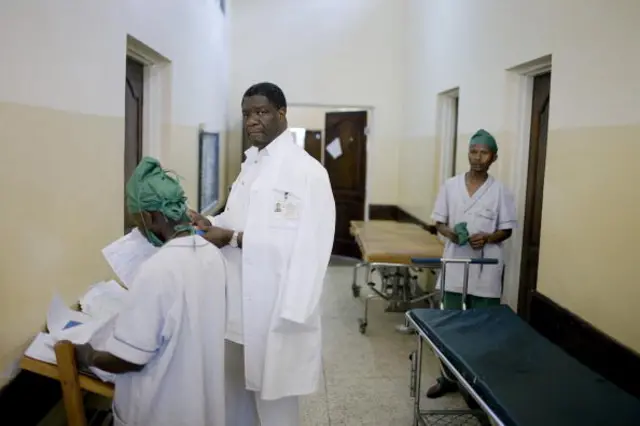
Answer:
[0,0,228,129]
[227,0,407,204]
[405,0,640,135]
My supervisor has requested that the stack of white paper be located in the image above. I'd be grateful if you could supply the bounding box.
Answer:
[24,229,155,383]
[80,280,129,320]
[102,228,159,289]
[26,293,118,382]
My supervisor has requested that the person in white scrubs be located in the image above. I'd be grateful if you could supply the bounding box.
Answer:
[190,82,336,426]
[73,157,227,426]
[426,129,517,400]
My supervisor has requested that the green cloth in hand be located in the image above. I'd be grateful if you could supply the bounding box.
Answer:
[453,222,469,246]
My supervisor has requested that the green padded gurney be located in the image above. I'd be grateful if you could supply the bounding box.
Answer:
[407,306,640,426]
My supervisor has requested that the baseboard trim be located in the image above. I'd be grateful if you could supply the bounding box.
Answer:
[368,204,436,234]
[529,291,640,399]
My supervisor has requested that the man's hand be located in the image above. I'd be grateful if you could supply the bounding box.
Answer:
[435,223,459,244]
[469,233,490,250]
[187,209,211,229]
[201,225,234,248]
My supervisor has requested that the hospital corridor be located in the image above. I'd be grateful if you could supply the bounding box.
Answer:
[2,0,640,425]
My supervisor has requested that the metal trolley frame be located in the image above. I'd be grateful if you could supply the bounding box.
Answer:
[407,257,504,426]
[351,261,438,334]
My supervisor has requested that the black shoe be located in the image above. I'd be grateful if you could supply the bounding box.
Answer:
[426,377,457,399]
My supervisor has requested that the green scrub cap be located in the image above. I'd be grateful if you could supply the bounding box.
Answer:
[126,157,190,223]
[469,129,498,154]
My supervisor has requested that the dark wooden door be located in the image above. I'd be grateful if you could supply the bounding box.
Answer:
[303,130,322,163]
[124,57,144,233]
[518,71,551,320]
[451,96,459,176]
[324,111,367,258]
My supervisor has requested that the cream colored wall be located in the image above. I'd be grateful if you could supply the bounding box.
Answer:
[0,0,227,385]
[227,0,406,204]
[287,106,329,132]
[401,0,640,351]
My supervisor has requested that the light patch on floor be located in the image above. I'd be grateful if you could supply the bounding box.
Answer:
[301,263,467,426]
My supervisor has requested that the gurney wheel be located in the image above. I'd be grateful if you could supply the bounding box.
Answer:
[351,284,361,298]
[358,319,367,334]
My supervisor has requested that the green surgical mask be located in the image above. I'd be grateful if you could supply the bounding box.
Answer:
[143,228,165,247]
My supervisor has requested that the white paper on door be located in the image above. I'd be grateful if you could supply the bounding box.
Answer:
[326,137,343,159]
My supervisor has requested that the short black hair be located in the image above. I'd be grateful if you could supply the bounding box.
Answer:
[242,82,287,110]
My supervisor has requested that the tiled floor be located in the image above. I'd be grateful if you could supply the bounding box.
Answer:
[302,261,467,426]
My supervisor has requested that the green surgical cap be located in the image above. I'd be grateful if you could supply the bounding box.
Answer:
[469,129,498,154]
[126,157,189,223]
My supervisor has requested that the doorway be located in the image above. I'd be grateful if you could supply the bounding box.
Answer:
[518,71,551,320]
[324,111,368,258]
[124,57,144,233]
[303,130,323,163]
[437,88,460,186]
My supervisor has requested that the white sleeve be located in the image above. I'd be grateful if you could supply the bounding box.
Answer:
[431,183,449,224]
[104,266,171,365]
[498,187,518,230]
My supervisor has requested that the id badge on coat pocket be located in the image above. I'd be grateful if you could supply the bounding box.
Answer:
[271,190,301,228]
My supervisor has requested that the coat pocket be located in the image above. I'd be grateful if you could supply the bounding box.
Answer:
[269,189,303,230]
[473,208,497,233]
[111,402,128,426]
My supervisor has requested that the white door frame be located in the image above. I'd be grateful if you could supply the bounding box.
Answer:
[126,36,172,162]
[436,88,460,187]
[502,55,552,310]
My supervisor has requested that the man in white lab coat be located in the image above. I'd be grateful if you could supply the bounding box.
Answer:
[426,129,517,402]
[193,82,336,426]
[73,157,227,426]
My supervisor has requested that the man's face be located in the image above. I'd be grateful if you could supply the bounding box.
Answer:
[241,95,285,148]
[468,144,496,172]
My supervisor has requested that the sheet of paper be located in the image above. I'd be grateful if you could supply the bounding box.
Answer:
[24,331,116,383]
[80,280,129,320]
[102,228,159,289]
[47,294,90,336]
[25,332,57,364]
[326,137,343,159]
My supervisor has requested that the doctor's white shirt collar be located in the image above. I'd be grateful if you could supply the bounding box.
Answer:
[244,129,293,163]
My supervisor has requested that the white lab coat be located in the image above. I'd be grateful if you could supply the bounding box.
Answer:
[105,236,227,426]
[432,174,517,298]
[213,131,336,401]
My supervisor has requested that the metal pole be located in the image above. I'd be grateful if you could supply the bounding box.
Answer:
[413,333,423,426]
[462,261,470,311]
[439,261,447,310]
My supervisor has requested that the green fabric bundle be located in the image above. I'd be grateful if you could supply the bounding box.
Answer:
[469,129,498,154]
[454,222,469,246]
[126,156,190,224]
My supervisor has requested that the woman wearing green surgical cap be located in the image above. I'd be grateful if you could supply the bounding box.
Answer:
[427,129,518,406]
[125,156,195,246]
[73,157,227,426]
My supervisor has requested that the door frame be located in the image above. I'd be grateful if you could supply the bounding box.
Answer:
[126,36,172,162]
[436,87,460,189]
[502,55,552,311]
[288,102,374,221]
